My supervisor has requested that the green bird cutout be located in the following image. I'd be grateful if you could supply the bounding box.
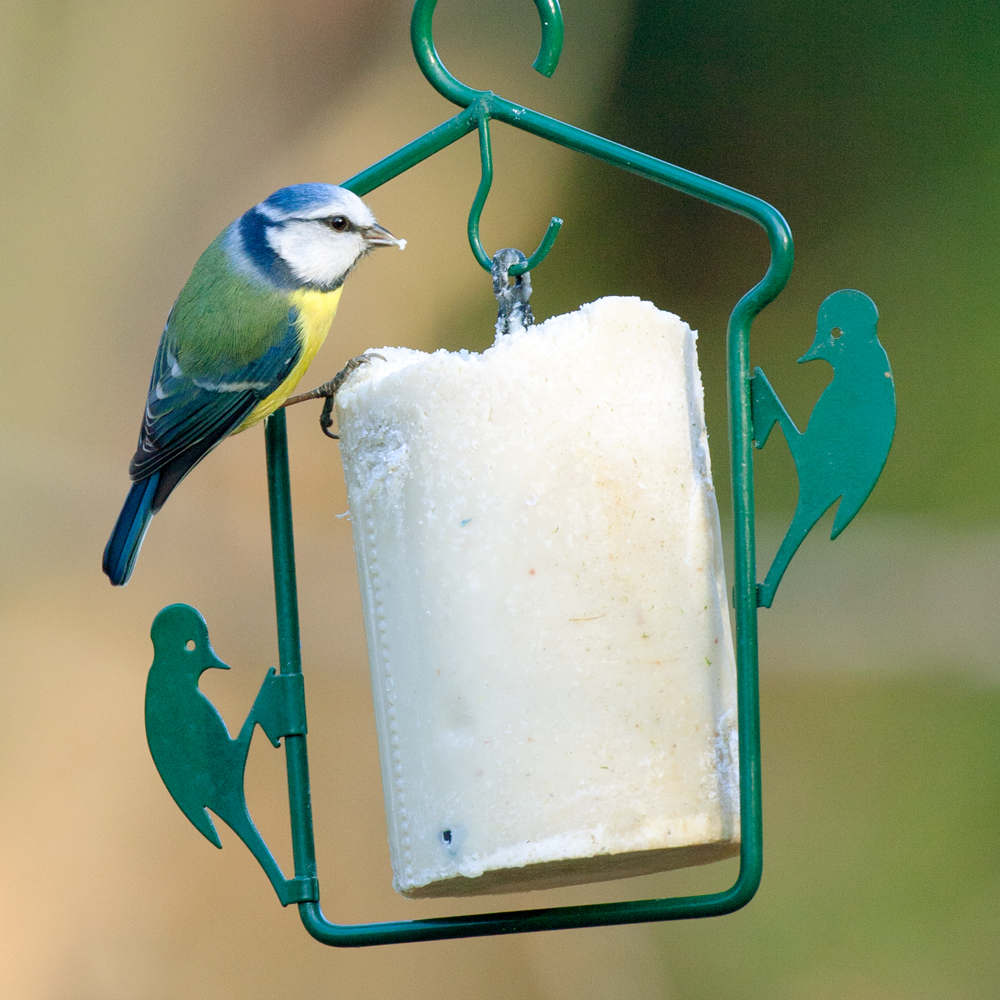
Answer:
[752,289,896,608]
[146,604,315,905]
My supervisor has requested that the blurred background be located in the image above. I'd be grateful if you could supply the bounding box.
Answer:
[1,0,998,996]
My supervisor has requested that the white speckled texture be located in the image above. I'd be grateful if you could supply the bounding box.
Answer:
[335,296,738,897]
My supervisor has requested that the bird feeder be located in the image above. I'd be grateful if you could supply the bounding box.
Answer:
[144,0,895,946]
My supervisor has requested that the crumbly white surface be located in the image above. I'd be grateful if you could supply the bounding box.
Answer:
[336,296,739,897]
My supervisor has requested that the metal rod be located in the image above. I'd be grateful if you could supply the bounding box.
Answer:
[342,106,478,199]
[728,301,765,903]
[265,409,318,887]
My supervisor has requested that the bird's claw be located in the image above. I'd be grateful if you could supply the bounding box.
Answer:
[319,396,338,439]
[283,353,385,438]
[314,352,385,399]
[317,352,384,438]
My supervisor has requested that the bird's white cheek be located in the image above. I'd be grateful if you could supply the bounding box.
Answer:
[267,223,363,286]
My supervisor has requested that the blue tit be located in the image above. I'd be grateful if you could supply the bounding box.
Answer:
[103,183,404,586]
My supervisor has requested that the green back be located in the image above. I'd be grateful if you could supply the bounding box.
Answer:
[170,234,290,375]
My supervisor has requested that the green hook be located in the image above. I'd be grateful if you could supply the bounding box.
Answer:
[411,0,564,108]
[469,116,563,276]
[411,0,565,276]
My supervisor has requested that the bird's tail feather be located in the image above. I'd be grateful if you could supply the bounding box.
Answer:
[103,474,159,586]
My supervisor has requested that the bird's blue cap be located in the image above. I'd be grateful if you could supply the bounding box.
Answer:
[260,183,347,219]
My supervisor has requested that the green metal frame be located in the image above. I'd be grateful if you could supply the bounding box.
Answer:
[144,0,895,947]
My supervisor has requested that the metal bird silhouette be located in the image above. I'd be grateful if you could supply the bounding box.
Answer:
[146,604,314,904]
[752,289,896,608]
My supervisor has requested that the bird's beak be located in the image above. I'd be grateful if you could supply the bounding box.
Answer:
[798,334,834,364]
[363,223,407,251]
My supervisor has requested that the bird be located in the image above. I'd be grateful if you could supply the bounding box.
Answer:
[752,289,895,607]
[146,603,297,902]
[103,183,404,586]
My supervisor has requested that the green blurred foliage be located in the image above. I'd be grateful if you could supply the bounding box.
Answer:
[448,0,1000,523]
[654,674,1000,997]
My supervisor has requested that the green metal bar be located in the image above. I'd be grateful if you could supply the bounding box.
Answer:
[488,94,790,281]
[727,297,766,905]
[530,0,563,77]
[265,409,318,889]
[340,106,478,199]
[339,92,790,285]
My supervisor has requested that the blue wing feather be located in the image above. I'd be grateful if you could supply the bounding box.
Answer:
[103,228,310,586]
[129,308,301,485]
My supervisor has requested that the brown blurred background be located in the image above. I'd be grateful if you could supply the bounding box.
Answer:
[1,1,997,997]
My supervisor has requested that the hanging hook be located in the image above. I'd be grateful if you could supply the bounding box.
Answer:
[469,116,563,276]
[410,0,564,276]
[411,0,563,108]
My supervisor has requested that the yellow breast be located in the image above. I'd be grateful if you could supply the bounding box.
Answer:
[236,285,344,433]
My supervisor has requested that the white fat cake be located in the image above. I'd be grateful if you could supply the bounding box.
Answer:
[335,296,739,897]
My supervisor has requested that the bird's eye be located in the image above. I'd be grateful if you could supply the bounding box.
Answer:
[327,215,350,232]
